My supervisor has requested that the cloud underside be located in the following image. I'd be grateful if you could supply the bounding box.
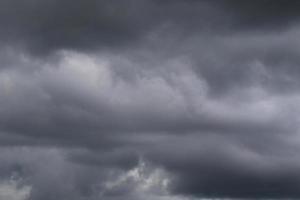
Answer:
[1,0,300,199]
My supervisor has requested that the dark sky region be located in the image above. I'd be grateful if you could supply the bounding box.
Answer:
[1,0,300,199]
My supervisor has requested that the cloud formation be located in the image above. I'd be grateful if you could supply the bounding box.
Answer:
[1,0,300,199]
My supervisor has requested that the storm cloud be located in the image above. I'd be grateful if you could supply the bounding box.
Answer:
[1,0,300,199]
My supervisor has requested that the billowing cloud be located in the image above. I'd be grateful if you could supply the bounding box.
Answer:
[0,179,31,200]
[1,0,300,199]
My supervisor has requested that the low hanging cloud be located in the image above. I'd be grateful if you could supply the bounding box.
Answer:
[1,0,300,199]
[0,179,31,200]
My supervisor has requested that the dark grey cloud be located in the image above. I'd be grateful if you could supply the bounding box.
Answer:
[1,1,300,200]
[223,0,300,30]
[0,0,221,54]
[146,133,300,198]
[1,0,300,55]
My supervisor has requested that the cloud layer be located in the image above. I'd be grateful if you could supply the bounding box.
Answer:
[1,0,300,199]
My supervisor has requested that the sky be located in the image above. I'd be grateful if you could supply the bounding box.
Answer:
[1,0,300,199]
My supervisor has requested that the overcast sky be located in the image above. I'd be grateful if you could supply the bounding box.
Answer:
[1,0,300,199]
